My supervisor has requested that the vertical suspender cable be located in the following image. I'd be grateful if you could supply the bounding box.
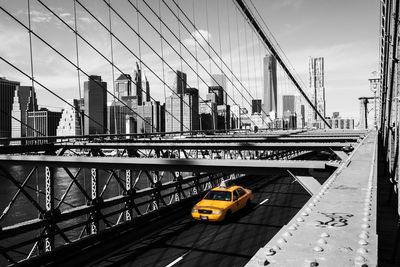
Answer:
[192,0,200,93]
[216,0,224,101]
[108,0,117,134]
[176,0,184,132]
[235,7,244,109]
[205,0,212,75]
[27,0,40,252]
[192,0,203,129]
[226,0,237,128]
[27,0,37,139]
[158,0,166,104]
[251,28,257,99]
[73,0,83,135]
[135,0,142,71]
[216,0,227,130]
[244,16,252,102]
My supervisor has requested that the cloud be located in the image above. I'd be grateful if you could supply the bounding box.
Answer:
[78,17,93,24]
[59,12,72,18]
[183,29,212,48]
[29,10,52,23]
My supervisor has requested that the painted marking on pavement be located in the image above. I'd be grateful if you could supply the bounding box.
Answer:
[165,252,189,267]
[259,198,269,206]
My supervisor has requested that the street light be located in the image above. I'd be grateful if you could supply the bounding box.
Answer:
[369,72,380,129]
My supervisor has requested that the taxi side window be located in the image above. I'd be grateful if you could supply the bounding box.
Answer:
[233,190,239,201]
[237,188,246,197]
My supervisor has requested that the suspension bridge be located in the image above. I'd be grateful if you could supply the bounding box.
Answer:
[0,0,398,266]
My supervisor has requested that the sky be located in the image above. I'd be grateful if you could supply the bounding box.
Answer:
[0,0,379,121]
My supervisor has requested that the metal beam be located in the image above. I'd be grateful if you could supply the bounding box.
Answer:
[0,155,330,173]
[55,142,354,151]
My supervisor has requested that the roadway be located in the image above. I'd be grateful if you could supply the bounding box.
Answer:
[85,169,331,267]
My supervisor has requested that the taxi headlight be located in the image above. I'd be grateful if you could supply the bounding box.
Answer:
[192,207,199,213]
[212,209,223,215]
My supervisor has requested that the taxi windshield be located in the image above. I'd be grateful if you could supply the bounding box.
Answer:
[204,191,232,201]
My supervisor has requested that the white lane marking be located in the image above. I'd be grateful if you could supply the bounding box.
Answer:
[165,252,189,267]
[258,198,269,206]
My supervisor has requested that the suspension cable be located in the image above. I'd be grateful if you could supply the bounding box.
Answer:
[170,0,271,121]
[73,0,83,135]
[107,0,117,134]
[38,0,186,132]
[27,0,37,137]
[1,6,142,133]
[140,0,258,126]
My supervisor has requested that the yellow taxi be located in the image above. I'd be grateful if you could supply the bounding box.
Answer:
[191,182,253,222]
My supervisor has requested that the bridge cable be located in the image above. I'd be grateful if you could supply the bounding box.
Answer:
[158,0,167,106]
[191,0,205,129]
[244,15,252,102]
[76,0,212,132]
[27,0,37,137]
[73,0,83,135]
[107,0,117,134]
[247,0,309,94]
[176,0,185,132]
[130,0,258,127]
[235,6,245,110]
[27,1,41,250]
[145,0,262,127]
[37,0,184,132]
[137,0,228,129]
[0,6,134,134]
[226,0,237,125]
[205,0,212,75]
[171,0,272,125]
[233,0,330,128]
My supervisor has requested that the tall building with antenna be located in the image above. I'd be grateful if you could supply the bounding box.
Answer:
[308,57,326,126]
[263,54,277,118]
[134,62,143,105]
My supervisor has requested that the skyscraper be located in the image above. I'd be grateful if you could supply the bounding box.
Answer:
[165,87,199,133]
[145,76,150,102]
[167,70,187,95]
[84,75,107,134]
[108,103,134,134]
[282,95,296,117]
[27,108,62,144]
[115,74,132,99]
[200,100,217,130]
[308,57,326,123]
[210,74,227,105]
[136,101,161,133]
[251,99,262,114]
[263,54,277,117]
[208,86,224,105]
[0,77,19,143]
[56,99,82,136]
[12,86,38,142]
[134,62,143,105]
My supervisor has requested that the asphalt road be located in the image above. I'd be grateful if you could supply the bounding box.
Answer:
[89,171,315,267]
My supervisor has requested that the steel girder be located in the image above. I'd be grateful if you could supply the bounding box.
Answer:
[0,156,330,173]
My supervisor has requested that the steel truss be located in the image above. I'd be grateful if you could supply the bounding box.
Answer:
[0,160,240,263]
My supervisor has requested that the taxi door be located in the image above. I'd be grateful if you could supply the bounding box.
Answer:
[231,190,241,212]
[236,188,247,209]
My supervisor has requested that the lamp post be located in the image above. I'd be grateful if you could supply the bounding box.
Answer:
[369,72,380,129]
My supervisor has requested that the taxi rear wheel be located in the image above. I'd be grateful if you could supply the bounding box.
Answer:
[225,210,232,221]
[245,199,251,208]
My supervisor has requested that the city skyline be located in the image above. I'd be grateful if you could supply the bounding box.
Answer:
[0,0,378,121]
